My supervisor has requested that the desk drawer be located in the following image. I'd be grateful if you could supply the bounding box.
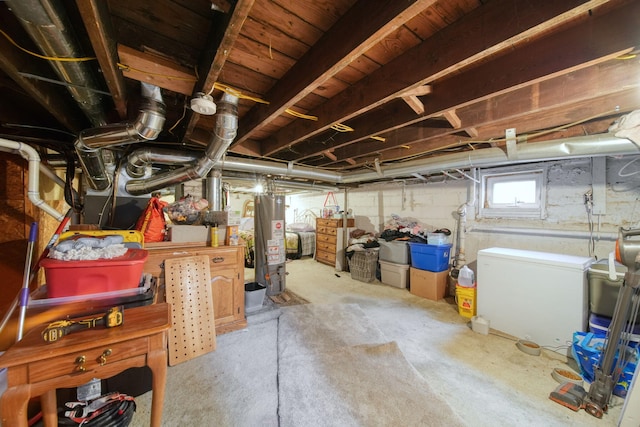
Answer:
[28,337,149,383]
[316,250,336,264]
[317,227,338,236]
[316,234,337,245]
[316,241,336,253]
[195,248,238,268]
[317,218,341,228]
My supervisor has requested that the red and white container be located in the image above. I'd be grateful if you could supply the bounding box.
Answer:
[40,249,148,298]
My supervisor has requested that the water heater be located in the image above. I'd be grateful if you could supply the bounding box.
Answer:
[254,193,286,295]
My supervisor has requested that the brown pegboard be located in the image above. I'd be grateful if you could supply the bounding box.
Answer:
[164,255,216,366]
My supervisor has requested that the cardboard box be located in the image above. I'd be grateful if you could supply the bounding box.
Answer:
[409,267,448,301]
[226,225,239,245]
[168,224,209,243]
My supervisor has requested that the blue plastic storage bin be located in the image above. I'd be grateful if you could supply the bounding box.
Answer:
[572,331,639,397]
[408,242,452,272]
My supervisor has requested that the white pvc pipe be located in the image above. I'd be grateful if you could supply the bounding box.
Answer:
[469,225,617,241]
[0,138,65,221]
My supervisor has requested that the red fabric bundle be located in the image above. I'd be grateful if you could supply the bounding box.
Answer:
[136,197,168,242]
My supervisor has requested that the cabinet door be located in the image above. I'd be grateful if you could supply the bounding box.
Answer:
[196,247,245,328]
[210,267,239,326]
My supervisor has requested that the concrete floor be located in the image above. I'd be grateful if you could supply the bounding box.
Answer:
[131,257,624,426]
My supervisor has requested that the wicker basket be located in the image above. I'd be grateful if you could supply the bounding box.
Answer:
[348,250,379,282]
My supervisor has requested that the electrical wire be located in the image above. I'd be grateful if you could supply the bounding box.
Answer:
[0,28,96,62]
[285,108,318,121]
[585,194,596,257]
[618,156,640,178]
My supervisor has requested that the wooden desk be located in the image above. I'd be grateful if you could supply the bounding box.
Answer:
[0,303,171,427]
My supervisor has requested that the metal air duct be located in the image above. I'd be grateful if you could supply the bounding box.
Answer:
[125,92,239,196]
[7,0,107,127]
[206,169,223,211]
[203,133,638,186]
[339,133,639,183]
[76,83,165,191]
[126,147,200,179]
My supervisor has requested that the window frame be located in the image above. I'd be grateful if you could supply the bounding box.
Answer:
[478,166,547,219]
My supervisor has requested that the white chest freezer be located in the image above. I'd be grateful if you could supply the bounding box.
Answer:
[477,247,594,354]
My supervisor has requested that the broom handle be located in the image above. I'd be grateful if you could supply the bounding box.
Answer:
[29,208,72,283]
[16,222,38,341]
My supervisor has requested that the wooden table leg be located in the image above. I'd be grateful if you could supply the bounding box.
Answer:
[147,344,168,427]
[41,389,58,427]
[1,383,31,427]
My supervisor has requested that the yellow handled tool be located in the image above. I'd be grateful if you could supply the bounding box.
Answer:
[42,305,124,343]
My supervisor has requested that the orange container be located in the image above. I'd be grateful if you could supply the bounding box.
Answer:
[40,249,148,298]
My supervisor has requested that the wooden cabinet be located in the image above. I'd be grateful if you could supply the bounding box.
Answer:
[144,243,246,334]
[315,218,354,270]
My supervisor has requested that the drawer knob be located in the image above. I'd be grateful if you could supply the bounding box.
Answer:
[98,348,112,366]
[211,257,225,263]
[75,355,86,372]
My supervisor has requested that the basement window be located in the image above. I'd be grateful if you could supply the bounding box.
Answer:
[478,167,546,219]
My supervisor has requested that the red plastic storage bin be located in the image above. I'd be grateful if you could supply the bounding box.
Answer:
[40,249,148,298]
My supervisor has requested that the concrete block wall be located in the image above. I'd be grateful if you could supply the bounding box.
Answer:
[286,156,640,265]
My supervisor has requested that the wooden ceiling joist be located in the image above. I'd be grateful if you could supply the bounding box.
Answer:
[266,1,639,163]
[117,44,196,95]
[233,0,438,146]
[258,0,611,157]
[77,0,128,119]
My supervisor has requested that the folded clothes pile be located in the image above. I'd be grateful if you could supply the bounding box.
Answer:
[49,234,128,261]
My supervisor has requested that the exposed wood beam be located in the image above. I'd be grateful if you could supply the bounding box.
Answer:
[328,59,640,162]
[282,3,640,163]
[442,110,461,129]
[402,85,433,97]
[465,128,479,138]
[278,99,419,161]
[233,0,438,146]
[402,96,425,114]
[117,44,196,95]
[76,0,128,119]
[323,150,337,161]
[401,85,432,114]
[330,88,639,168]
[182,0,255,141]
[258,0,610,156]
[288,54,639,163]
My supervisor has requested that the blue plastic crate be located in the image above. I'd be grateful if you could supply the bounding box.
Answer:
[408,242,451,272]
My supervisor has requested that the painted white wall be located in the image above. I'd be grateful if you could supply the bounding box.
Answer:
[286,156,640,265]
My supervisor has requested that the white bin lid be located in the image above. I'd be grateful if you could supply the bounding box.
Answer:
[478,247,594,270]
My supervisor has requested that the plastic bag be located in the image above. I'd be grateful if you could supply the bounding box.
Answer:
[135,197,168,242]
[572,331,639,397]
[165,195,209,225]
